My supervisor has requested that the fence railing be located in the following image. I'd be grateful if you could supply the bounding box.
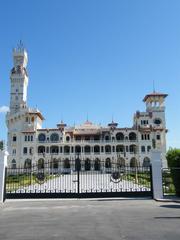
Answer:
[162,167,180,196]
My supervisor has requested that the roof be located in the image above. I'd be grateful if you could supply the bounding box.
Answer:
[28,111,45,120]
[143,92,168,102]
[74,121,101,135]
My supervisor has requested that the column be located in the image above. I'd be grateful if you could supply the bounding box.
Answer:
[151,150,163,199]
[0,150,8,202]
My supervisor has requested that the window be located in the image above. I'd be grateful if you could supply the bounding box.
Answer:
[50,133,59,142]
[31,135,33,141]
[38,133,46,142]
[24,159,32,169]
[25,135,27,141]
[154,118,162,125]
[105,135,110,141]
[66,136,70,142]
[11,159,16,169]
[13,136,17,142]
[23,147,28,154]
[116,132,124,141]
[29,147,33,155]
[105,158,111,168]
[141,134,150,141]
[147,146,151,152]
[157,135,161,140]
[129,132,137,141]
[141,120,149,125]
[141,146,146,153]
[12,149,16,155]
[143,157,151,167]
[28,136,30,141]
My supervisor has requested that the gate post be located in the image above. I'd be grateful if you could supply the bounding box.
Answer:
[151,150,163,200]
[0,150,8,202]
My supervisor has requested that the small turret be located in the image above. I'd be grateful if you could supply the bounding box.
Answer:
[57,120,67,131]
[143,92,168,112]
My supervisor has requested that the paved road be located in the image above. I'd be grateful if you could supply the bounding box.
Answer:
[0,199,180,240]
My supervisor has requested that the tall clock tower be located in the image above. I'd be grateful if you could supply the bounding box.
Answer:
[10,41,28,113]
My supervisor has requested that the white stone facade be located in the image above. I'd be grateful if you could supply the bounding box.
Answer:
[6,46,168,169]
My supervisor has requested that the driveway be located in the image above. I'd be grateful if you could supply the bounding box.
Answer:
[0,199,180,240]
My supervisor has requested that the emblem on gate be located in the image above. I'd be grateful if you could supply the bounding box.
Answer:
[110,171,122,183]
[35,172,46,184]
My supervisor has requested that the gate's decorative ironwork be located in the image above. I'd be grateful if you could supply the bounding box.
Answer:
[5,159,153,199]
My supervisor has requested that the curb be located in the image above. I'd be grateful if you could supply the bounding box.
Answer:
[154,198,180,203]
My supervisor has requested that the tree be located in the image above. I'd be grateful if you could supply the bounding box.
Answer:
[166,148,180,196]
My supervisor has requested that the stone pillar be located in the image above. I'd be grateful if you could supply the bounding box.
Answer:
[0,150,8,202]
[151,150,163,199]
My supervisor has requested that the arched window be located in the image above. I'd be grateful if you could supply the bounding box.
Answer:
[85,158,91,171]
[105,145,111,153]
[94,145,100,153]
[75,145,81,153]
[130,158,138,167]
[116,145,124,153]
[147,146,151,152]
[75,158,81,171]
[105,158,111,168]
[84,145,91,154]
[38,133,46,142]
[24,159,32,169]
[129,132,137,141]
[117,158,125,168]
[38,146,45,154]
[50,133,59,142]
[64,158,70,169]
[143,157,151,167]
[11,159,16,169]
[66,136,70,142]
[116,132,124,141]
[64,145,70,154]
[130,145,137,153]
[50,146,59,154]
[141,146,146,153]
[51,158,59,169]
[94,158,101,170]
[38,158,44,169]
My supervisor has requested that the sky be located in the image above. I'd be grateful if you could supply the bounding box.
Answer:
[0,0,180,149]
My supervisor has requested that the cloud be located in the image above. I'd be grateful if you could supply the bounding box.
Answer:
[0,106,9,113]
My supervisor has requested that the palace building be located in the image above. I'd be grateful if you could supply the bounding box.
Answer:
[6,44,168,169]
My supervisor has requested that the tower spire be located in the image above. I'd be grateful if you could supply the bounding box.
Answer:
[153,80,155,93]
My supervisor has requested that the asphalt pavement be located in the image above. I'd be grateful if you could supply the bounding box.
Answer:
[0,198,180,240]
